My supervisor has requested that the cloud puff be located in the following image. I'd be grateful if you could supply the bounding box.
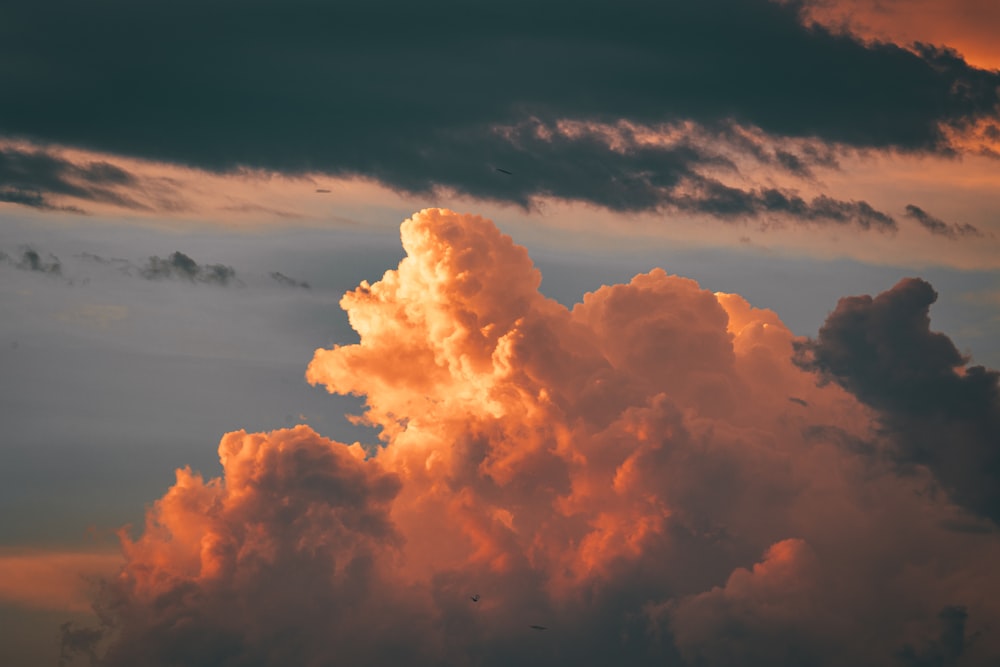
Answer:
[796,277,1000,526]
[7,247,62,274]
[71,210,1000,666]
[138,251,238,286]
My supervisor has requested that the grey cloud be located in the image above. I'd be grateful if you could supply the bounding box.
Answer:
[0,246,63,274]
[0,146,151,213]
[0,0,996,217]
[796,278,1000,524]
[140,252,237,285]
[269,271,310,289]
[904,204,985,239]
[79,249,311,290]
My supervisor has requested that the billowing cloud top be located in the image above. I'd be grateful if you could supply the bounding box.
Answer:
[69,210,1000,666]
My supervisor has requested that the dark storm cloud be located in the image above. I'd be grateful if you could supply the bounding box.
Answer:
[904,204,985,239]
[796,278,1000,524]
[0,146,150,212]
[0,0,996,216]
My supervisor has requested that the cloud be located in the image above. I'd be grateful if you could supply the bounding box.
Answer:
[0,246,63,274]
[905,204,985,239]
[0,550,121,613]
[0,145,156,213]
[796,0,1000,70]
[140,251,238,286]
[795,277,1000,525]
[16,247,61,274]
[269,271,310,289]
[76,249,315,289]
[6,243,313,291]
[1,1,997,217]
[67,210,1000,666]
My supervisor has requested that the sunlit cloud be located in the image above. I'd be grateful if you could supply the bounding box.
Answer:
[64,210,1000,666]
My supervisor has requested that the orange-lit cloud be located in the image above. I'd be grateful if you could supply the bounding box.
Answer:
[0,550,121,612]
[799,0,1000,71]
[67,210,1000,666]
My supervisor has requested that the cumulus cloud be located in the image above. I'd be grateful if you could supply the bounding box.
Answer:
[68,210,1000,666]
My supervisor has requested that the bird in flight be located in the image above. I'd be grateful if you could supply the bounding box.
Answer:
[529,625,548,631]
[470,594,480,602]
[494,167,513,175]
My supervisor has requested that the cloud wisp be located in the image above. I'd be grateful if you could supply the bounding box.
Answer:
[61,209,1000,666]
[904,204,986,239]
[0,246,63,275]
[0,145,179,214]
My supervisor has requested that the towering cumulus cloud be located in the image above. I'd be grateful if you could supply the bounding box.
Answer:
[73,210,1000,666]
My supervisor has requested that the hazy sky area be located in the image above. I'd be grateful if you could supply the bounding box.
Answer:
[1,1,999,666]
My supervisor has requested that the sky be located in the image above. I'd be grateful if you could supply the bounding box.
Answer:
[1,1,999,665]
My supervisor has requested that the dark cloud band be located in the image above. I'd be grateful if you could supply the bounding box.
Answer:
[0,0,996,216]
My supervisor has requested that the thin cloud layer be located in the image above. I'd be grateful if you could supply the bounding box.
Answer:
[1,1,998,218]
[69,210,1000,666]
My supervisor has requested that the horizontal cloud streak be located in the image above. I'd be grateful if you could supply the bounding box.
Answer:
[905,204,985,238]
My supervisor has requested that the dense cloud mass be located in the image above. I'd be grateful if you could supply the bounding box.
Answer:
[69,210,1000,666]
[1,0,998,217]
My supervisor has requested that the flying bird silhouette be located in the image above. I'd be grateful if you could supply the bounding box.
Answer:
[529,625,548,631]
[494,167,513,175]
